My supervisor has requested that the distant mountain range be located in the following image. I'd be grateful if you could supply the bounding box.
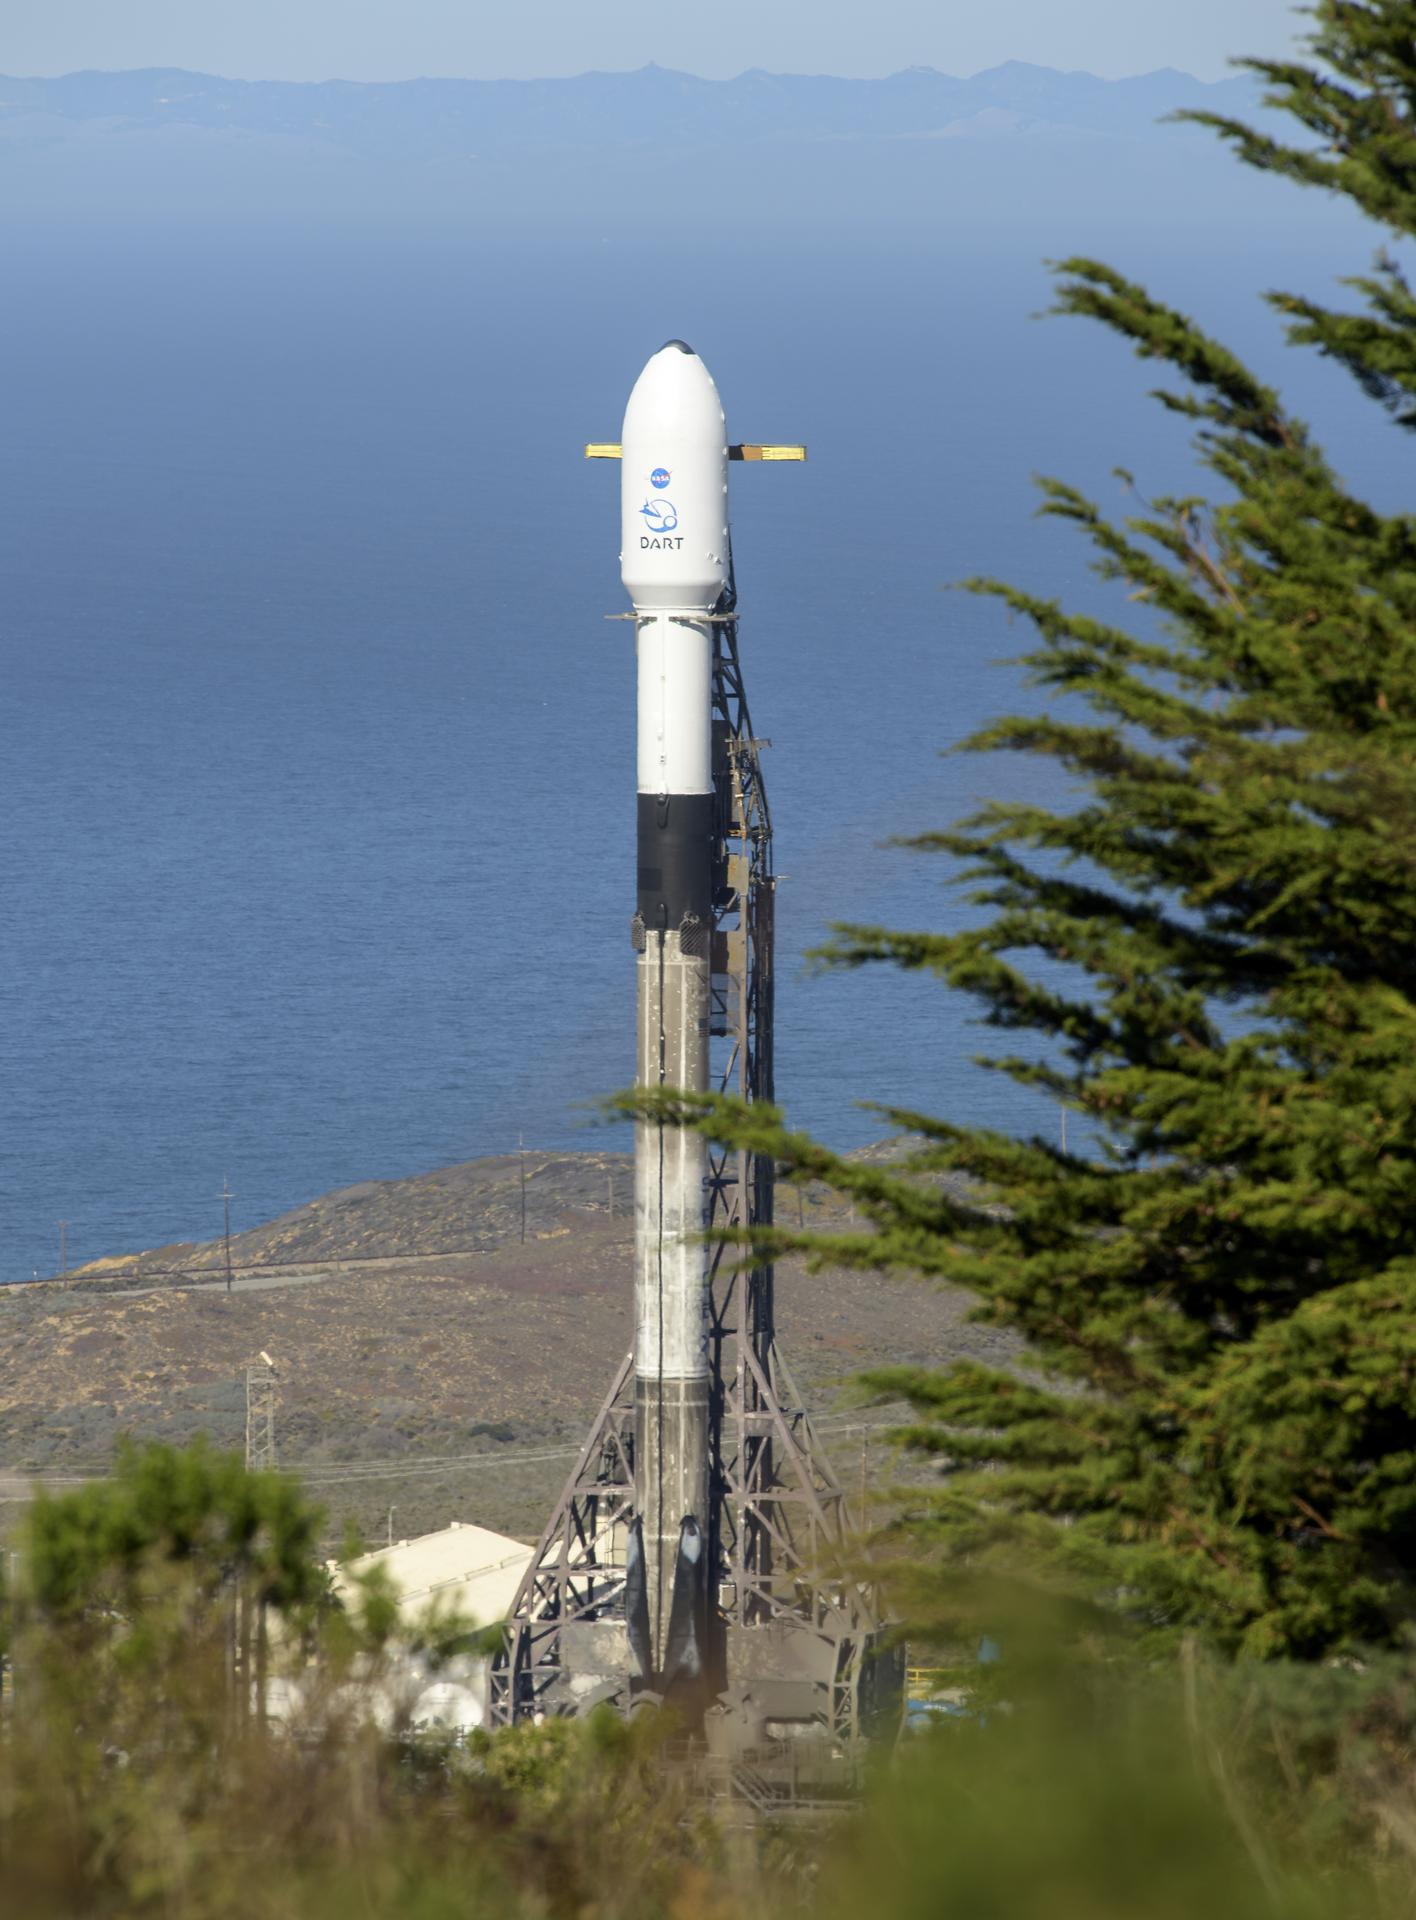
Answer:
[0,63,1291,231]
[0,62,1258,156]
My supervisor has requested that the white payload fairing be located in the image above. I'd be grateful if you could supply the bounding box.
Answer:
[619,342,729,1683]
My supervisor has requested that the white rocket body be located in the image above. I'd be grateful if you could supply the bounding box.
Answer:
[620,343,728,1679]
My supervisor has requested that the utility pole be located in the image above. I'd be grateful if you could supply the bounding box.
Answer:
[519,1134,527,1244]
[58,1221,67,1275]
[221,1176,234,1293]
[386,1507,396,1550]
[244,1352,277,1472]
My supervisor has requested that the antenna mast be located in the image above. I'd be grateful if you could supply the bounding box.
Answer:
[244,1353,278,1473]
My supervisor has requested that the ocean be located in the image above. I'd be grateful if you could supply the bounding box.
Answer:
[2,214,1397,1279]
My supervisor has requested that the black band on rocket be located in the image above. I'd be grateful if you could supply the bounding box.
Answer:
[636,792,714,929]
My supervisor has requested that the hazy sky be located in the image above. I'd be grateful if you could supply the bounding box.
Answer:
[5,0,1306,84]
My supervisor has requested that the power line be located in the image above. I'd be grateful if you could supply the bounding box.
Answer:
[221,1177,234,1294]
[0,1405,913,1490]
[251,1409,914,1489]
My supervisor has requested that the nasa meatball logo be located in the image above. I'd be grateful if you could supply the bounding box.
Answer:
[650,467,671,489]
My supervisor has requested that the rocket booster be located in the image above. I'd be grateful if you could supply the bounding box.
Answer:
[620,342,728,1682]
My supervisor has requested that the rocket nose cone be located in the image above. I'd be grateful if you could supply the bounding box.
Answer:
[623,341,725,443]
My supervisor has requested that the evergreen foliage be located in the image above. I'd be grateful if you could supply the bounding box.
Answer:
[632,0,1416,1658]
[22,1437,327,1624]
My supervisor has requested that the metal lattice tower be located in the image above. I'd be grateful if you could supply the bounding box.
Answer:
[244,1354,278,1473]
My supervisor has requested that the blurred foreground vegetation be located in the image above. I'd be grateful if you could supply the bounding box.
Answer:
[1,1443,1414,1918]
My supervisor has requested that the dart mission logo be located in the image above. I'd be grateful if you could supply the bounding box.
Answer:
[639,497,682,548]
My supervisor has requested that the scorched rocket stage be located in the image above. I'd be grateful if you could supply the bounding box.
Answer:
[491,344,899,1784]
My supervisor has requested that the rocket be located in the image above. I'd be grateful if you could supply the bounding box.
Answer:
[490,357,900,1750]
[619,341,727,1685]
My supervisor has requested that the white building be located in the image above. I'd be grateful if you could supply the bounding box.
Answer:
[336,1520,534,1634]
[268,1520,536,1738]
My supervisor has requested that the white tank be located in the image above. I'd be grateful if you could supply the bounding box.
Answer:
[620,342,730,614]
[636,617,713,796]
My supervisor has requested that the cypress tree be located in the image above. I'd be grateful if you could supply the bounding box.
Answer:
[636,1,1416,1658]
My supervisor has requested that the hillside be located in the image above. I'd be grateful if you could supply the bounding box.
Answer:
[0,1150,1012,1551]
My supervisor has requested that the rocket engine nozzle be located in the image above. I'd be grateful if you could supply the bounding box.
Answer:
[662,1514,707,1688]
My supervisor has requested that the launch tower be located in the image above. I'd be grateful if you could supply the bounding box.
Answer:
[489,346,900,1781]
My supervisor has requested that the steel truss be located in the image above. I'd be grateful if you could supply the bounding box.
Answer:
[489,590,890,1745]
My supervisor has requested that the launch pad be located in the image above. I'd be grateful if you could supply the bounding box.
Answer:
[489,347,900,1788]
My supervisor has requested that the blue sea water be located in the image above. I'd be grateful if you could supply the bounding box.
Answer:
[2,216,1401,1279]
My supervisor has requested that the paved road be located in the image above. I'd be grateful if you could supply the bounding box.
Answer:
[105,1268,332,1300]
[0,1472,95,1501]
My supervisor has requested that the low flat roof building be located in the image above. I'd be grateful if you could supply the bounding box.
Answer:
[336,1520,534,1631]
[291,1521,537,1738]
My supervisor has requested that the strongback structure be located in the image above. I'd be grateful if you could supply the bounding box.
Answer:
[489,346,900,1777]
